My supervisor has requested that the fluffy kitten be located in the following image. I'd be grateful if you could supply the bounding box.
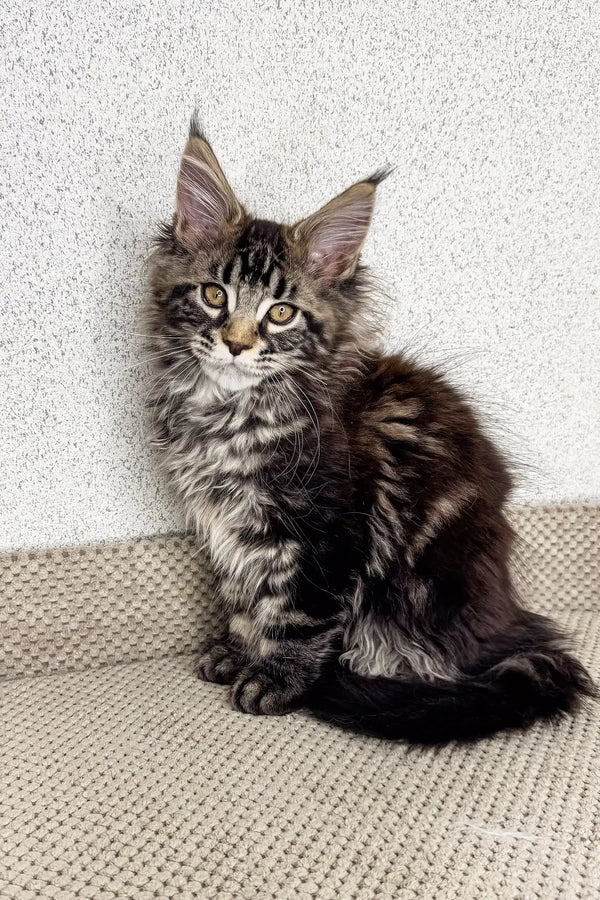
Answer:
[146,117,594,743]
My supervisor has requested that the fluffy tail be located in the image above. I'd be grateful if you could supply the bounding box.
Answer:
[308,630,596,744]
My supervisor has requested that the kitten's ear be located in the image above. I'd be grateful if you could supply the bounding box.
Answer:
[175,125,244,250]
[293,170,388,281]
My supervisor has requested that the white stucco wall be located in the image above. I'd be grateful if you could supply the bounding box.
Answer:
[1,0,598,551]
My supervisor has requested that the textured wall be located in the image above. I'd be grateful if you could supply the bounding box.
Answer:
[1,1,599,551]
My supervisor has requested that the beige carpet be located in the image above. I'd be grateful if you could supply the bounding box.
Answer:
[1,506,599,898]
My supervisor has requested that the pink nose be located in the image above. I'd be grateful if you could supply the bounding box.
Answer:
[224,339,251,357]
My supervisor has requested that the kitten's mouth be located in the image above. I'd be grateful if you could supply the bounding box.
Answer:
[219,357,257,375]
[207,357,263,391]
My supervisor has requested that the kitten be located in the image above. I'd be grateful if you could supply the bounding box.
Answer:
[146,116,594,743]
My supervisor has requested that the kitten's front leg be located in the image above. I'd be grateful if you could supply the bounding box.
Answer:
[197,634,246,685]
[228,606,341,716]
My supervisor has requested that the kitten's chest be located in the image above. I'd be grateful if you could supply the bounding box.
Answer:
[169,388,302,604]
[166,386,279,553]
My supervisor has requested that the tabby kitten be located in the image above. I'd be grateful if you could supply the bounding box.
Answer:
[146,117,594,743]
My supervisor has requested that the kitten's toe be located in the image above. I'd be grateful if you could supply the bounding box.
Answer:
[197,642,242,684]
[231,670,301,715]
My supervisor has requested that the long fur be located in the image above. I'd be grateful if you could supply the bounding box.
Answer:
[309,614,594,743]
[145,122,595,744]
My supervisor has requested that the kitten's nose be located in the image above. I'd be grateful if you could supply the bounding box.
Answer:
[224,339,251,357]
[221,316,257,356]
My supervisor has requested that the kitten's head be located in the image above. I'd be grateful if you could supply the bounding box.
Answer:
[148,117,387,393]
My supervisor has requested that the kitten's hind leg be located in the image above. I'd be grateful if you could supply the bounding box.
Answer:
[197,636,246,685]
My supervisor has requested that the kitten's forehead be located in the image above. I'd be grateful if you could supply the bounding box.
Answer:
[220,219,289,297]
[236,219,288,275]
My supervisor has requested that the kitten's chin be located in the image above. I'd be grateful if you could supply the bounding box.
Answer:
[205,361,263,393]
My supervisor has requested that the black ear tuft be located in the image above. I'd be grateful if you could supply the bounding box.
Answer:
[189,109,208,142]
[364,165,394,187]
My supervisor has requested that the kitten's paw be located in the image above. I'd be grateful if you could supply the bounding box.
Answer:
[197,642,243,685]
[231,670,301,716]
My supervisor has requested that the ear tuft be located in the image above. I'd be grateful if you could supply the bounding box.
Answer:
[294,176,384,281]
[175,132,243,251]
[188,109,207,142]
[364,164,394,187]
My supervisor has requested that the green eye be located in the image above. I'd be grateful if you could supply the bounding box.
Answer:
[268,303,297,325]
[202,283,227,308]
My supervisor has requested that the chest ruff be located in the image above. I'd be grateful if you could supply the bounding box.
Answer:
[161,383,304,604]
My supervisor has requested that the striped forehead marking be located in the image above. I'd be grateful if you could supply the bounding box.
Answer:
[217,220,293,303]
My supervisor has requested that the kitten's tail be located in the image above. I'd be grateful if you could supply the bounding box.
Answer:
[308,624,596,744]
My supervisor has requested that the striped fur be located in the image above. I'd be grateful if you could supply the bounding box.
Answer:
[145,121,594,742]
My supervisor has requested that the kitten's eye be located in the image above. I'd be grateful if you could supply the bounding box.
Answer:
[202,283,227,308]
[268,303,297,325]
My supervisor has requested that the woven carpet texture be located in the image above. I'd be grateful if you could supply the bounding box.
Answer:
[2,505,598,682]
[1,506,599,898]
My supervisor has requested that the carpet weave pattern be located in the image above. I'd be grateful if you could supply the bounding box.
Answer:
[1,506,599,898]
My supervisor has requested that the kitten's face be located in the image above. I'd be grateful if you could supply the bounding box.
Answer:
[150,124,384,394]
[163,219,328,393]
